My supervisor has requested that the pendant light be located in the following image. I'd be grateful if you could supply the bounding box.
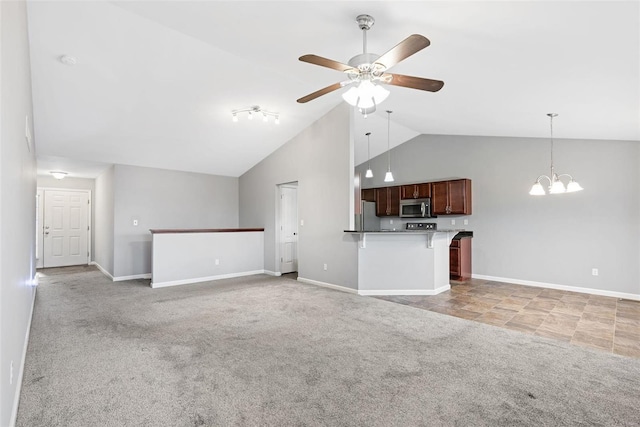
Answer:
[384,110,394,182]
[529,113,583,196]
[365,132,373,178]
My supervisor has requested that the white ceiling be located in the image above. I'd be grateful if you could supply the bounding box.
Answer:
[28,1,639,179]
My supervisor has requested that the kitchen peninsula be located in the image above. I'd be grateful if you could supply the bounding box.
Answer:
[150,228,265,288]
[347,229,462,295]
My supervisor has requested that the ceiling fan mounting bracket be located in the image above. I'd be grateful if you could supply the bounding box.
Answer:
[356,14,375,31]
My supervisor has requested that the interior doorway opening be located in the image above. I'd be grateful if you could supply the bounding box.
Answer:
[277,182,298,276]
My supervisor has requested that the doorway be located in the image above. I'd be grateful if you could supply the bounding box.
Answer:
[37,189,91,268]
[277,183,298,275]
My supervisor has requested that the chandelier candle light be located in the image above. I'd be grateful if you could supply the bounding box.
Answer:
[365,132,373,178]
[231,105,279,124]
[384,110,394,183]
[529,113,583,196]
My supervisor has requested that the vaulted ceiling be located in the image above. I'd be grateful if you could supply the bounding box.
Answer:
[28,1,639,178]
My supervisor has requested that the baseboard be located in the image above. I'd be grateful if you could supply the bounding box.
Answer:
[473,274,640,301]
[90,261,114,281]
[90,262,151,282]
[10,284,37,426]
[151,270,265,289]
[264,270,282,277]
[296,277,358,294]
[113,273,152,282]
[358,285,451,296]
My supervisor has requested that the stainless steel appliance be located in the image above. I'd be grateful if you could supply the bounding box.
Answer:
[360,201,380,231]
[400,198,431,218]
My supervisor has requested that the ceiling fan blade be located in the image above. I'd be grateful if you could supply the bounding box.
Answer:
[299,54,353,72]
[383,73,444,92]
[374,34,431,69]
[297,82,345,103]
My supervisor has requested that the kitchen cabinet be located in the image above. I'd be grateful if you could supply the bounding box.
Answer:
[401,183,431,200]
[432,179,472,215]
[450,233,472,281]
[361,188,376,202]
[375,186,400,216]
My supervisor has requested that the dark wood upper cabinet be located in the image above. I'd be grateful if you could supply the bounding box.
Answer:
[375,186,401,217]
[361,188,376,202]
[431,179,472,215]
[401,183,431,200]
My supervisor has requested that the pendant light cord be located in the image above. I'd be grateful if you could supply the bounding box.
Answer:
[366,132,372,170]
[548,113,557,177]
[387,111,392,172]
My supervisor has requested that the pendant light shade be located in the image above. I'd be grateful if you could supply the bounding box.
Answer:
[365,132,373,178]
[384,110,394,183]
[529,113,583,196]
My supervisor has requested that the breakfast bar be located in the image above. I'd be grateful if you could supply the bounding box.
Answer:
[150,228,265,288]
[348,230,460,296]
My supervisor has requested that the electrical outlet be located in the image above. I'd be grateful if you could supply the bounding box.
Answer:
[215,259,220,265]
[592,268,599,276]
[323,263,327,271]
[389,219,393,224]
[300,220,304,226]
[10,361,13,385]
[450,219,456,225]
[463,219,468,225]
[133,219,138,226]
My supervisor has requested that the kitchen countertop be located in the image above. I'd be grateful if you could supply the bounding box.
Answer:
[344,229,465,234]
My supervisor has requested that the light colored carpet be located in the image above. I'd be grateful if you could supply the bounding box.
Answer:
[17,266,640,426]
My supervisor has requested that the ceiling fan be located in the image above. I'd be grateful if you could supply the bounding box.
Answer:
[296,14,444,114]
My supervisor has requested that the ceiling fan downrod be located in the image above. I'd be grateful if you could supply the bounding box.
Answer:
[349,14,379,70]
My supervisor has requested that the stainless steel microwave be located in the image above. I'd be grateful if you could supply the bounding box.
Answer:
[400,198,431,218]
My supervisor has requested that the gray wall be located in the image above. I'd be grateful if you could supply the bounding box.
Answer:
[356,134,640,296]
[112,164,239,278]
[239,104,359,289]
[95,166,115,275]
[0,1,38,424]
[37,175,97,261]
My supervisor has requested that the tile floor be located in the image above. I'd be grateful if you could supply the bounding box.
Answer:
[375,279,640,359]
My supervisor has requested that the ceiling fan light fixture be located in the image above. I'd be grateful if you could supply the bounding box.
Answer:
[342,81,389,111]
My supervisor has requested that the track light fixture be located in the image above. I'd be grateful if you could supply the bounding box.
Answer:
[231,105,279,124]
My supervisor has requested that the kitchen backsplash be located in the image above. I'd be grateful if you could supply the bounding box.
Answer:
[378,216,469,231]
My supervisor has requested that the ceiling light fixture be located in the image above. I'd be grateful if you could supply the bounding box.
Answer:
[50,171,68,180]
[365,132,373,178]
[231,105,279,124]
[384,110,394,183]
[529,113,583,196]
[59,55,77,66]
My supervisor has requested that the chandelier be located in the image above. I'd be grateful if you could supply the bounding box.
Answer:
[529,113,583,196]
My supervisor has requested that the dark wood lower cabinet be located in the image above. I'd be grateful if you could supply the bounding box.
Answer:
[450,236,472,281]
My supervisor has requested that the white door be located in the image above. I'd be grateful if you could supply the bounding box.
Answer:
[43,190,89,268]
[279,185,298,274]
